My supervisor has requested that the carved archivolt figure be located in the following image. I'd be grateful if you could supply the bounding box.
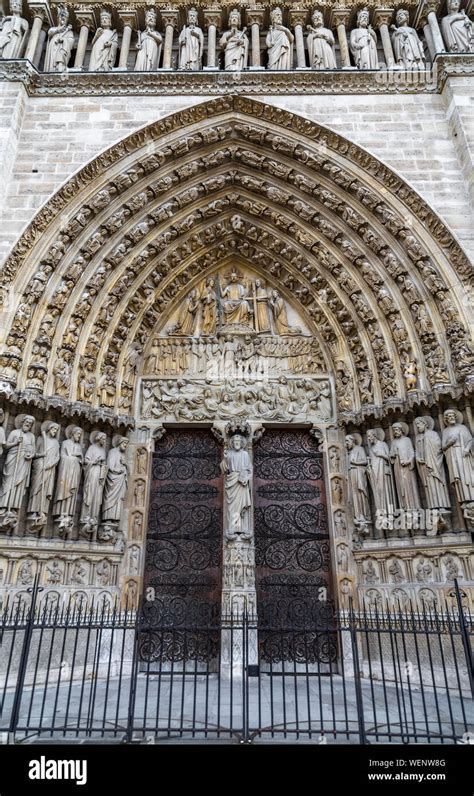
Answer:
[80,431,107,534]
[0,415,35,526]
[350,8,378,69]
[414,416,450,511]
[391,9,425,69]
[53,425,83,532]
[345,433,371,531]
[307,10,336,69]
[134,8,162,71]
[366,428,396,518]
[178,7,204,70]
[266,7,294,70]
[89,10,118,71]
[44,5,74,72]
[0,0,28,59]
[200,278,217,335]
[102,436,129,523]
[441,409,474,507]
[390,422,421,511]
[220,8,249,71]
[221,434,253,540]
[27,421,61,526]
[441,0,474,53]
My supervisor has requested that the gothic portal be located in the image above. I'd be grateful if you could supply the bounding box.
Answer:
[0,94,473,627]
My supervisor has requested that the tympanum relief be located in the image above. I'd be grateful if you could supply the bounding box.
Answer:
[140,267,332,424]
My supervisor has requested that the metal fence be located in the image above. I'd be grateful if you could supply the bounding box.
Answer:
[1,580,472,744]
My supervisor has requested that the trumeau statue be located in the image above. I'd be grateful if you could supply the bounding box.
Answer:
[350,8,378,69]
[80,431,107,535]
[266,7,294,70]
[366,428,396,518]
[27,421,60,528]
[135,8,162,71]
[0,0,28,60]
[89,10,118,71]
[221,434,253,540]
[391,9,425,69]
[345,434,371,532]
[390,422,421,511]
[441,409,474,507]
[0,415,35,529]
[178,7,204,70]
[102,436,129,524]
[307,10,337,69]
[53,425,83,533]
[441,0,474,53]
[220,8,249,71]
[414,416,451,511]
[44,5,74,73]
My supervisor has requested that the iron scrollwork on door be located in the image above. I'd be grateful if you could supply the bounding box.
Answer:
[254,430,336,663]
[140,430,222,662]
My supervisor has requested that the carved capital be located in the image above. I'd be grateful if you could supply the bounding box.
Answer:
[161,10,179,29]
[118,10,139,31]
[289,9,308,28]
[75,10,96,31]
[246,9,265,26]
[373,8,395,29]
[204,9,221,29]
[330,8,351,28]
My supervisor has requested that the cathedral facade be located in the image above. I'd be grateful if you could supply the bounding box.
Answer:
[0,0,473,631]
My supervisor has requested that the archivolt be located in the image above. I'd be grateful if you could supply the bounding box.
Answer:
[1,96,472,425]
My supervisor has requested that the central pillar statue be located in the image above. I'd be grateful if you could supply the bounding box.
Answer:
[219,421,258,677]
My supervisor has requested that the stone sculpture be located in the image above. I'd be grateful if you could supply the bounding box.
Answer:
[307,10,336,69]
[135,8,162,71]
[220,8,249,71]
[102,435,129,524]
[178,7,204,70]
[441,409,474,509]
[80,431,107,535]
[27,421,61,529]
[221,434,253,540]
[366,428,396,522]
[345,433,371,533]
[391,9,425,69]
[266,7,294,70]
[414,416,450,512]
[44,4,74,72]
[0,0,28,60]
[350,8,378,69]
[390,422,421,511]
[53,425,83,534]
[441,0,474,53]
[89,10,118,71]
[0,415,35,530]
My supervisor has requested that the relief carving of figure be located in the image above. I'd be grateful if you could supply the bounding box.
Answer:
[53,425,83,534]
[390,422,421,511]
[220,8,248,70]
[254,279,271,333]
[89,10,118,71]
[170,288,200,335]
[345,434,371,533]
[44,4,74,72]
[391,9,425,69]
[441,0,474,52]
[0,0,28,59]
[221,271,252,328]
[200,277,217,335]
[178,7,204,70]
[27,421,61,528]
[307,10,336,68]
[441,409,474,507]
[366,428,396,523]
[414,416,451,512]
[134,8,162,70]
[266,7,294,69]
[0,415,35,529]
[102,436,129,524]
[221,434,253,540]
[269,289,296,335]
[80,431,107,535]
[350,8,378,69]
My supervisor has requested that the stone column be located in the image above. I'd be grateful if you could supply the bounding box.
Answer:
[204,9,220,69]
[33,28,47,68]
[118,10,138,69]
[161,10,179,70]
[289,9,307,69]
[25,7,46,63]
[330,8,352,68]
[74,11,95,69]
[423,23,436,59]
[424,1,445,54]
[374,8,395,68]
[247,8,264,69]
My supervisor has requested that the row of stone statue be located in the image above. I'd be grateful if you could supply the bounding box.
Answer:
[1,3,472,73]
[0,413,129,541]
[345,409,474,537]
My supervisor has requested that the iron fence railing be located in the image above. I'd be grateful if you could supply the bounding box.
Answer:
[1,579,472,744]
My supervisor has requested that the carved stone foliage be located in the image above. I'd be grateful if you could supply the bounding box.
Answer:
[0,98,471,431]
